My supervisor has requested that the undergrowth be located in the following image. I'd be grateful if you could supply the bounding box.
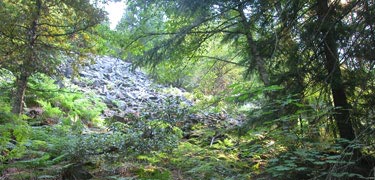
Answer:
[1,72,374,180]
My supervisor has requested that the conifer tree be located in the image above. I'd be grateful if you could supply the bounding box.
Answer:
[0,0,106,115]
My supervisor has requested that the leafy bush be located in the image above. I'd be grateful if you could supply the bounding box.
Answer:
[110,118,183,154]
[141,94,190,124]
[69,118,183,164]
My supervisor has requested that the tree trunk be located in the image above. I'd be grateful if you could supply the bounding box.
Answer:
[238,4,270,86]
[10,0,42,115]
[316,0,356,142]
[11,74,28,115]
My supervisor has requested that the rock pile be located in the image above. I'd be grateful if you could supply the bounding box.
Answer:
[63,56,190,119]
[59,56,243,130]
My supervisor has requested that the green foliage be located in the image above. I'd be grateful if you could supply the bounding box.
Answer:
[141,94,190,124]
[170,141,251,179]
[1,0,375,179]
[0,69,14,123]
[37,100,63,119]
[0,100,13,124]
[64,94,106,123]
[1,126,76,174]
[0,72,109,174]
[94,23,127,57]
[27,73,60,100]
[70,132,126,160]
[229,82,283,103]
[110,118,183,154]
[0,119,31,163]
[69,118,182,163]
[135,166,172,180]
[0,0,106,114]
[265,144,365,180]
[0,0,106,76]
[0,68,13,95]
[26,74,107,126]
[147,60,193,88]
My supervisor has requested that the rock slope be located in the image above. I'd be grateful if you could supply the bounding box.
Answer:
[59,56,243,130]
[64,56,190,119]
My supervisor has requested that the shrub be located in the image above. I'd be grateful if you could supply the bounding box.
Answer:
[110,118,183,154]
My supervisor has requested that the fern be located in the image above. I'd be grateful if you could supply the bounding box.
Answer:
[0,119,31,163]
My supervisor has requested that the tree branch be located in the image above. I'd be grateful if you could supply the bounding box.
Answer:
[194,55,245,66]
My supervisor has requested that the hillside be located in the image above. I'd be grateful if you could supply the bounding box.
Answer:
[1,56,245,179]
[1,0,375,179]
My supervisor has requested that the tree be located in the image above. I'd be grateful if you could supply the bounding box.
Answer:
[119,1,284,92]
[316,0,356,142]
[119,0,375,151]
[0,0,106,115]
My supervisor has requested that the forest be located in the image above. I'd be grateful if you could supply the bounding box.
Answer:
[0,0,374,179]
